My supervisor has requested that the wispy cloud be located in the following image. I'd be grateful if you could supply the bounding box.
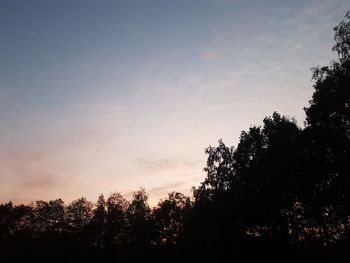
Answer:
[200,48,221,60]
[20,176,60,191]
[147,181,195,206]
[150,181,189,195]
[134,158,177,172]
[133,158,201,174]
[0,152,66,203]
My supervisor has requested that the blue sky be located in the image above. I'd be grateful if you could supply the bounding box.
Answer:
[0,0,349,205]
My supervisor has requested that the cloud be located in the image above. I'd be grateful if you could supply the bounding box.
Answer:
[20,176,60,190]
[130,157,203,205]
[133,158,202,174]
[183,160,202,168]
[0,149,67,202]
[150,181,189,195]
[146,177,204,206]
[200,48,220,60]
[134,158,178,172]
[148,181,193,205]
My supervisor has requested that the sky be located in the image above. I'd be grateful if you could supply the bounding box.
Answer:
[0,0,349,206]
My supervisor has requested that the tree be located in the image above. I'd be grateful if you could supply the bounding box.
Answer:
[234,113,304,234]
[303,10,350,244]
[195,139,235,201]
[66,197,93,233]
[193,113,304,243]
[333,11,350,62]
[153,192,191,246]
[0,202,34,240]
[105,192,128,247]
[126,188,152,247]
[91,194,107,248]
[34,199,66,237]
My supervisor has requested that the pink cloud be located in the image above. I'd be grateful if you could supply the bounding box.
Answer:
[200,48,220,60]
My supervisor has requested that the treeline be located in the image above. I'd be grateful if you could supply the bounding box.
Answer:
[0,190,192,261]
[1,11,350,263]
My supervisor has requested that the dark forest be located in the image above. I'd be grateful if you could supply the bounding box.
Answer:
[1,10,350,263]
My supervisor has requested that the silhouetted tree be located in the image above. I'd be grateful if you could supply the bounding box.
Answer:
[303,10,350,245]
[153,192,191,246]
[105,192,128,247]
[333,11,350,63]
[0,202,16,239]
[0,202,34,240]
[66,198,93,232]
[195,139,235,200]
[235,113,304,241]
[90,194,107,248]
[34,199,66,238]
[126,188,152,247]
[192,113,304,251]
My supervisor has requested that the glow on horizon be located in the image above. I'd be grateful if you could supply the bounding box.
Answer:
[0,0,349,206]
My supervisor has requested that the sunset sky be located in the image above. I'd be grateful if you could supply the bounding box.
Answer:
[0,0,348,205]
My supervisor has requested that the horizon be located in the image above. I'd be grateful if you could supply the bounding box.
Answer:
[1,0,349,206]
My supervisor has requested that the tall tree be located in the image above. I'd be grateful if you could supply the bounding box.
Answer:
[91,194,107,248]
[34,199,66,237]
[126,188,152,247]
[153,192,191,246]
[303,10,350,244]
[66,197,93,233]
[105,192,128,247]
